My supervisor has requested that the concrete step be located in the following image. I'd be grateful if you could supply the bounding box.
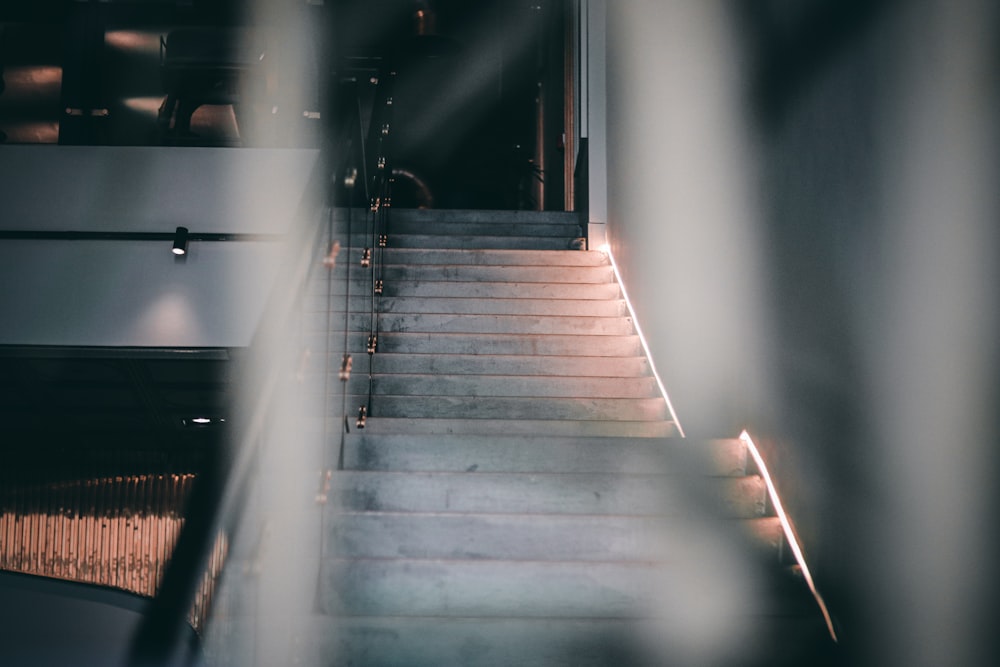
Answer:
[342,434,746,477]
[303,295,627,317]
[305,312,633,336]
[386,208,582,227]
[371,296,628,317]
[328,512,783,562]
[364,353,651,377]
[321,559,770,619]
[304,332,643,356]
[320,355,653,385]
[353,418,679,438]
[387,221,582,239]
[331,208,579,228]
[346,332,643,356]
[306,615,652,667]
[743,517,785,562]
[360,234,583,250]
[307,600,832,667]
[383,280,620,300]
[334,373,659,400]
[330,471,766,518]
[306,280,621,301]
[377,248,606,267]
[359,395,669,421]
[379,264,613,284]
[326,232,582,251]
[362,374,659,399]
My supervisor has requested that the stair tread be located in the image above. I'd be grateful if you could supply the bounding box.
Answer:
[343,433,745,475]
[312,312,635,336]
[379,248,608,266]
[380,265,614,284]
[362,374,659,399]
[304,615,657,667]
[329,511,784,562]
[296,612,835,667]
[305,299,628,318]
[327,332,644,356]
[353,418,678,437]
[384,208,582,225]
[386,235,582,250]
[321,558,782,619]
[330,470,766,518]
[354,395,670,421]
[369,297,627,317]
[337,373,659,398]
[356,353,651,377]
[386,222,582,238]
[309,281,622,299]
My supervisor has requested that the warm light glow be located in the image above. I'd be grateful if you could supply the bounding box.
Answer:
[600,245,836,641]
[123,96,167,115]
[601,244,685,437]
[131,292,199,346]
[739,430,839,642]
[192,417,212,424]
[4,65,62,88]
[104,30,162,54]
[0,121,60,144]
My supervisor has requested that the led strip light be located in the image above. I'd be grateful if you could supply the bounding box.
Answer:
[740,430,838,642]
[600,243,686,437]
[600,243,837,642]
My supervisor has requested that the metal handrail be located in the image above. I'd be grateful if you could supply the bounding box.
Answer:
[322,67,396,468]
[327,75,369,470]
[355,69,396,435]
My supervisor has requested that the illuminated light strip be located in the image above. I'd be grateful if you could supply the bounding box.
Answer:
[599,243,835,640]
[739,429,839,642]
[600,244,686,438]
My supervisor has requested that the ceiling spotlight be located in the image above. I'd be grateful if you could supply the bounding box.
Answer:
[181,416,218,428]
[172,226,189,256]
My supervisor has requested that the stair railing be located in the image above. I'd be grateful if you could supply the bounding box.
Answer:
[355,68,396,436]
[327,74,370,470]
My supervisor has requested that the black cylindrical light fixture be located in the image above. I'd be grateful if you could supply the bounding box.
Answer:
[172,226,189,255]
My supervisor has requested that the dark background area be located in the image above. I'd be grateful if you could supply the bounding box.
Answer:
[0,0,570,210]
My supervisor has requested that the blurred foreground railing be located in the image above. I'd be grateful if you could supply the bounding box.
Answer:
[125,62,400,666]
[125,161,331,665]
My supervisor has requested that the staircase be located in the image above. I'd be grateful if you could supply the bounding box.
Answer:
[300,209,833,666]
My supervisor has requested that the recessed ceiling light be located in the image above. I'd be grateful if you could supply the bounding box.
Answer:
[182,416,221,428]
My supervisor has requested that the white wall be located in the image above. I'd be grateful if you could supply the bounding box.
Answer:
[0,146,319,234]
[0,147,321,348]
[0,240,281,348]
